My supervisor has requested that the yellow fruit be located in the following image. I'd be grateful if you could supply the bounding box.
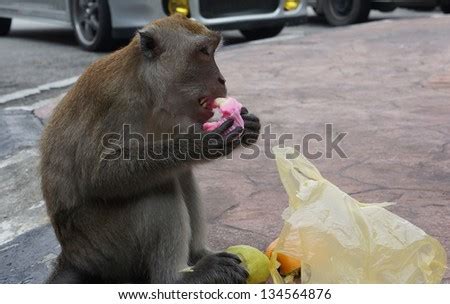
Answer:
[226,245,270,284]
[266,238,301,275]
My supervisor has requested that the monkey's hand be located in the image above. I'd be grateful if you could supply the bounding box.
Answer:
[182,252,248,284]
[196,119,242,160]
[240,107,261,146]
[188,248,215,266]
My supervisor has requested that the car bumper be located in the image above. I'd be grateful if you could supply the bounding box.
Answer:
[189,0,307,29]
[110,0,308,38]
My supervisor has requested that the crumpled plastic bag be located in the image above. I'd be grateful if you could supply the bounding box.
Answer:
[269,146,447,284]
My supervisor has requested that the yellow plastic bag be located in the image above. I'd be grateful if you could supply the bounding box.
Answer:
[270,146,447,284]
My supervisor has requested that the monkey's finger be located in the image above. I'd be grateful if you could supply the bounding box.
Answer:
[243,129,260,139]
[223,262,250,282]
[242,129,259,144]
[233,265,250,279]
[242,131,259,140]
[242,113,260,123]
[225,127,243,143]
[243,130,260,140]
[240,107,249,115]
[244,130,260,139]
[213,119,234,134]
[244,121,261,131]
[216,257,244,268]
[215,252,242,263]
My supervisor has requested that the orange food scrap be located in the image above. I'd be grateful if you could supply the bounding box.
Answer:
[266,238,301,275]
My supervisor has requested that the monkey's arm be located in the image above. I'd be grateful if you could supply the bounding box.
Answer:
[178,170,213,265]
[86,121,241,199]
[87,137,197,199]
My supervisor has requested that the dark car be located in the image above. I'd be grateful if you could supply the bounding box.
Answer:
[309,0,450,26]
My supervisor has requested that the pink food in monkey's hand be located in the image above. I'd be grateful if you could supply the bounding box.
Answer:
[202,97,244,134]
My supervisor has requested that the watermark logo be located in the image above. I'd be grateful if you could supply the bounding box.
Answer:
[101,123,348,161]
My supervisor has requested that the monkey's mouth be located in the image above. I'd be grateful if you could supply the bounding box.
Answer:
[198,96,215,110]
[197,96,216,122]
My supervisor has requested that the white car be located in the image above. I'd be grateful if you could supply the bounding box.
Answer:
[0,0,307,51]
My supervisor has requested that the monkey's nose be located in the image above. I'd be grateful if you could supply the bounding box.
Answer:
[218,77,226,85]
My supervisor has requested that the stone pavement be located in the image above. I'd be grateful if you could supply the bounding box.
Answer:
[1,16,450,283]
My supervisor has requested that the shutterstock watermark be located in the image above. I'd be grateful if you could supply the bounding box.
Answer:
[100,123,348,161]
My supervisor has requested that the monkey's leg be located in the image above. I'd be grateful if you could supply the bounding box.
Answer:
[46,261,86,284]
[178,169,213,265]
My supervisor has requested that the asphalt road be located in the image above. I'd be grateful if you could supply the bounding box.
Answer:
[1,8,449,284]
[0,8,442,99]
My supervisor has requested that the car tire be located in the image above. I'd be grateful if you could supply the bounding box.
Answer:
[442,0,450,13]
[409,5,436,11]
[373,3,397,12]
[322,0,371,26]
[0,17,12,36]
[313,7,325,16]
[240,25,285,41]
[71,0,112,51]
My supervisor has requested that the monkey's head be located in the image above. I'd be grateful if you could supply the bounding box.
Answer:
[137,14,227,128]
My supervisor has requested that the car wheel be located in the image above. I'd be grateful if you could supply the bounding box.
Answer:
[240,25,285,41]
[409,5,436,11]
[71,0,112,51]
[373,3,397,12]
[0,17,12,36]
[442,0,450,13]
[313,7,325,16]
[322,0,371,26]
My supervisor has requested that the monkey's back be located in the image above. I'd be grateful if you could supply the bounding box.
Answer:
[40,40,143,215]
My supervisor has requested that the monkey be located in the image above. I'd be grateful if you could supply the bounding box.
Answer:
[40,14,261,284]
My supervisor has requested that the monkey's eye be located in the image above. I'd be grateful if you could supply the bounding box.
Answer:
[199,47,210,56]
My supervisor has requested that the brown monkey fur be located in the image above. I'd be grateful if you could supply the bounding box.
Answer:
[40,14,260,283]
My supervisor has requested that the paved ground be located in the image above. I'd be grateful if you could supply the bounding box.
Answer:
[1,9,449,283]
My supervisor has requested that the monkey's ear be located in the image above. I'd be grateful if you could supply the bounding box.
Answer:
[138,29,161,59]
